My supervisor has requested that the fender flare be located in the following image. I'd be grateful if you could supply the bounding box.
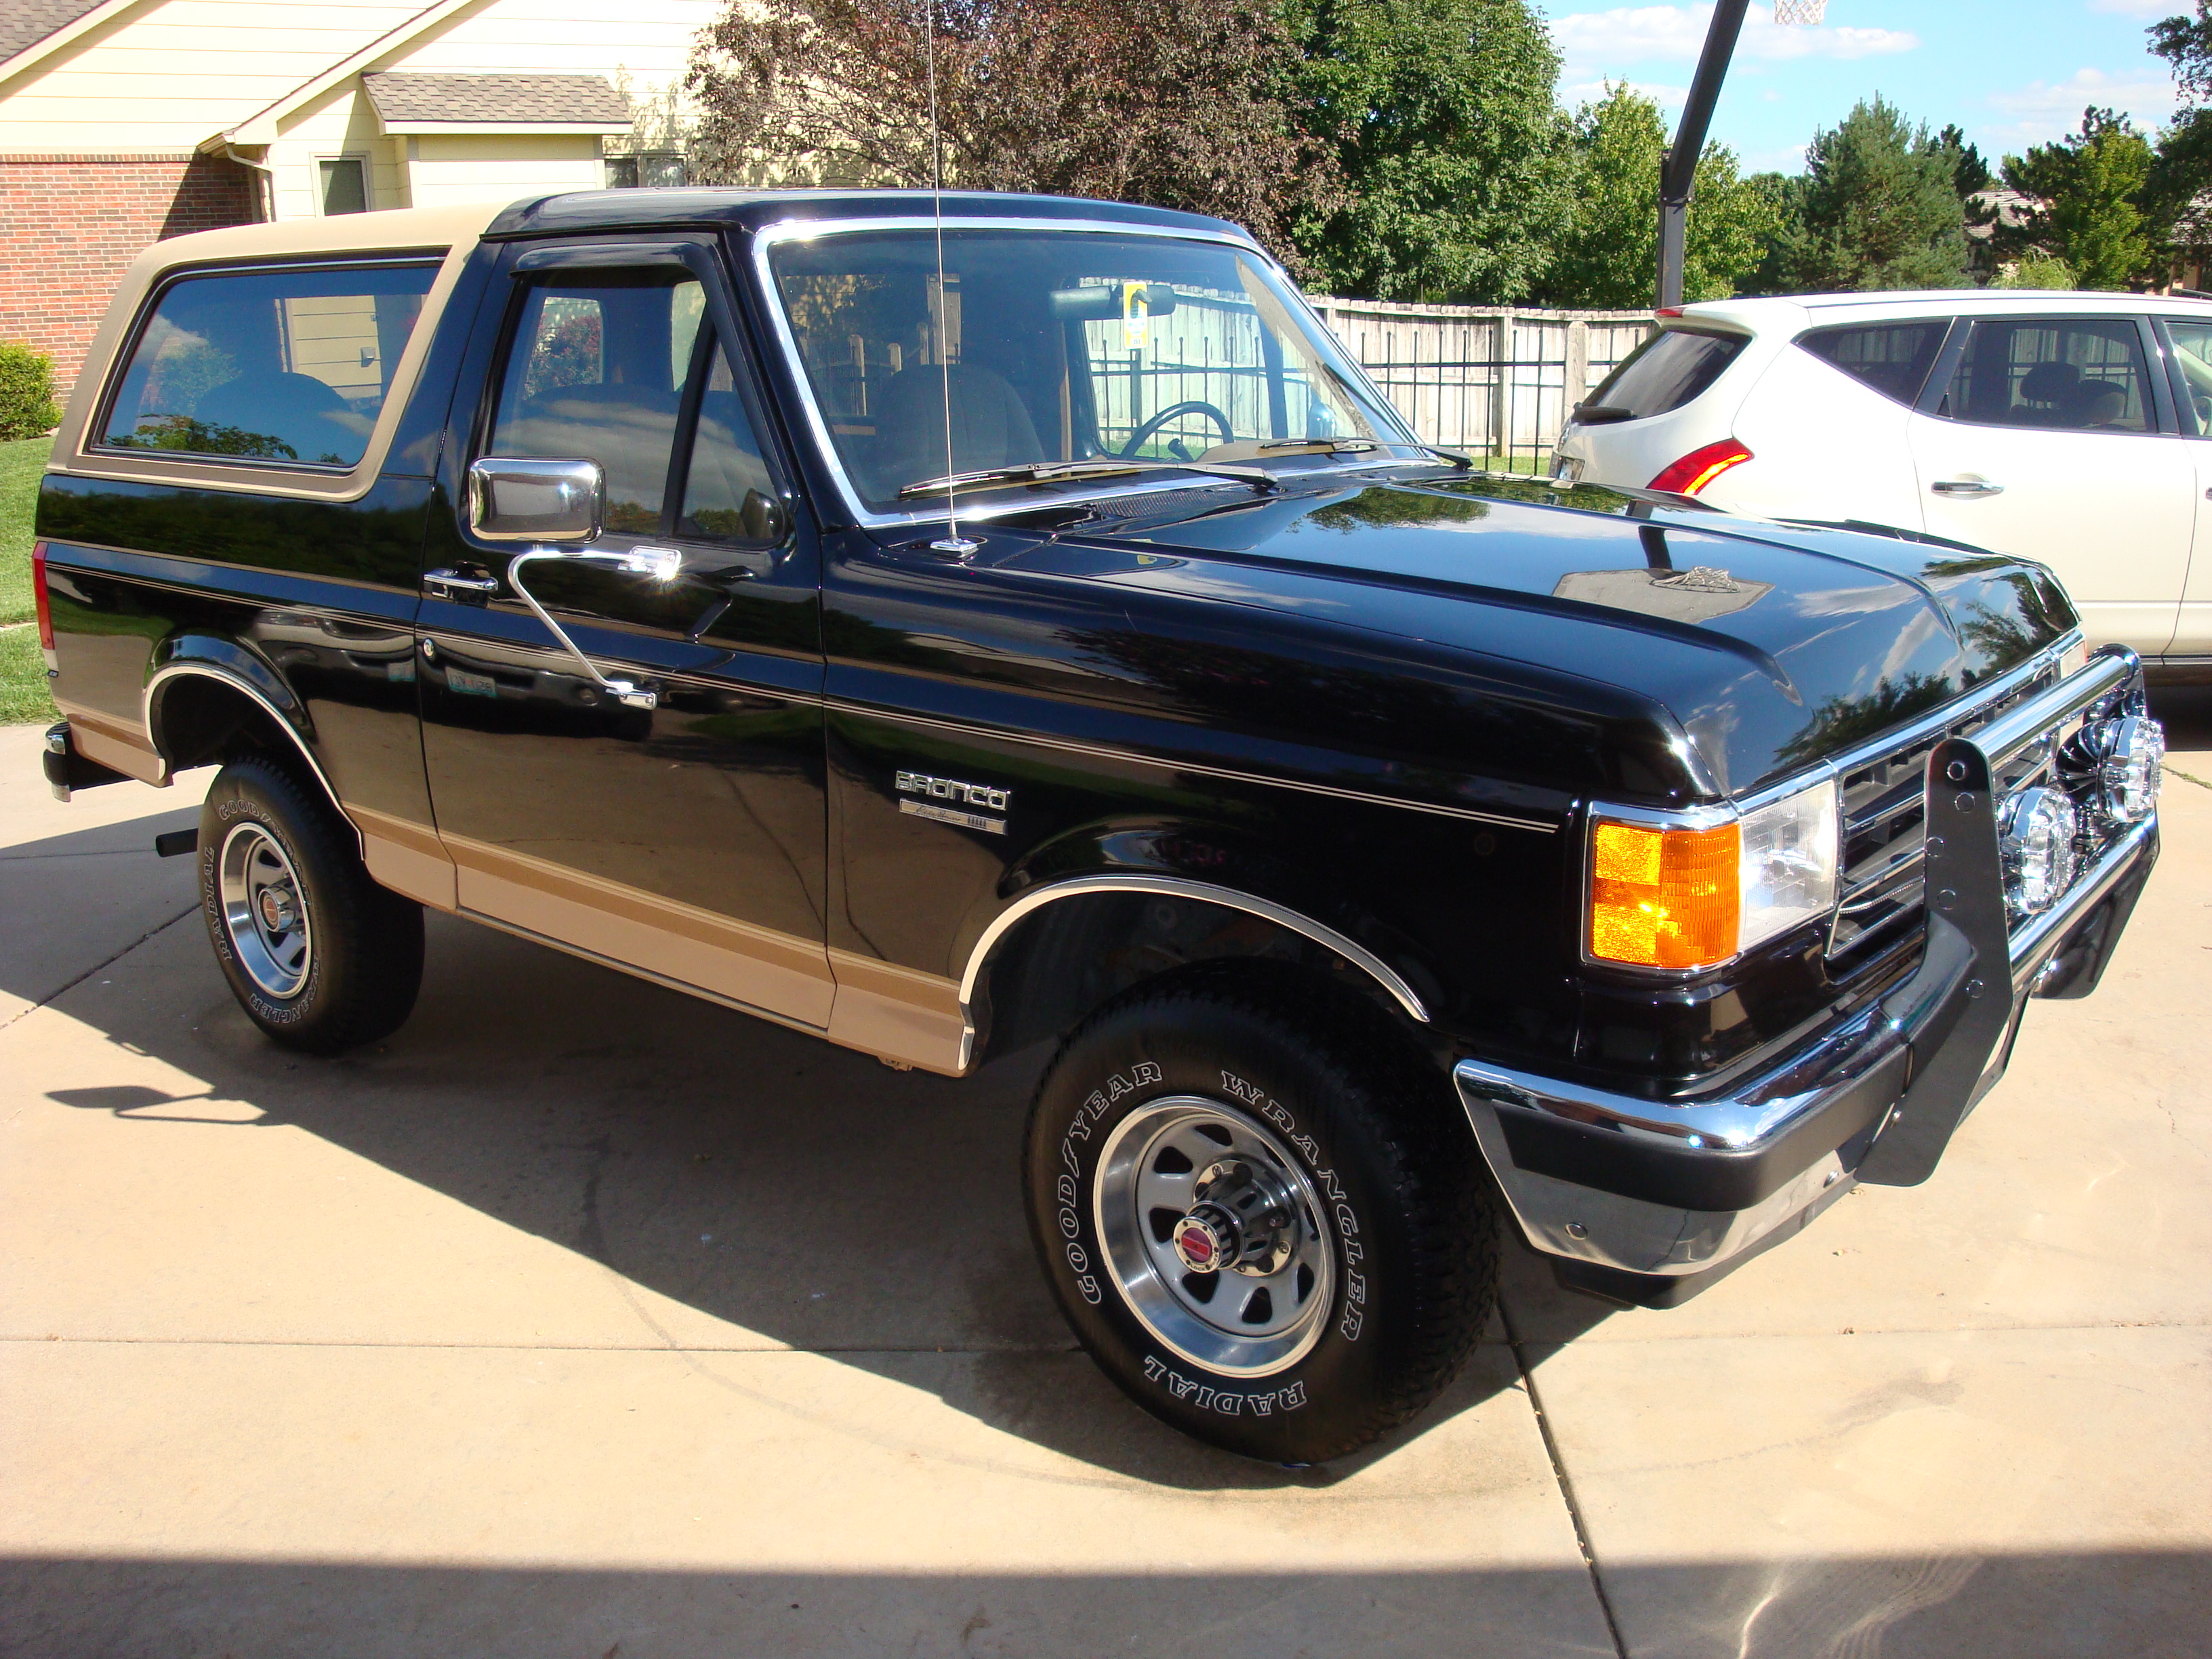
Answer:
[956,872,1431,1069]
[142,657,361,856]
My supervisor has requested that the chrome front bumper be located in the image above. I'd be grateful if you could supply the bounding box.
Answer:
[1456,647,2160,1307]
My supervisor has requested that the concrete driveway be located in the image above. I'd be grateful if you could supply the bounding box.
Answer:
[3,695,2208,1659]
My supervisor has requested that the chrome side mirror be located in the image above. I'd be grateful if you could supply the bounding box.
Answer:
[468,457,604,543]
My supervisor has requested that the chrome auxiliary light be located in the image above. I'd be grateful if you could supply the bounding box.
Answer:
[2092,714,2165,825]
[1999,784,2080,918]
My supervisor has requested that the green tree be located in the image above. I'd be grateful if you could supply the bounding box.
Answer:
[1767,97,1971,291]
[1992,251,2077,289]
[2148,3,2212,280]
[2001,108,2156,289]
[1537,84,1778,307]
[1284,0,1570,302]
[689,0,1334,270]
[1937,123,1992,198]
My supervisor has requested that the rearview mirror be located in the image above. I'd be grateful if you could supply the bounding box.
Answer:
[1048,283,1179,321]
[468,457,604,543]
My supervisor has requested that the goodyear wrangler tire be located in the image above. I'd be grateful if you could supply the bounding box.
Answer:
[198,753,424,1055]
[1023,964,1497,1463]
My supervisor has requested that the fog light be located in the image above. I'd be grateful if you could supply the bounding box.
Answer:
[2095,715,2164,825]
[1999,785,2079,917]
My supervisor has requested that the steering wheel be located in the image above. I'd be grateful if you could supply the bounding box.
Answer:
[1116,400,1235,459]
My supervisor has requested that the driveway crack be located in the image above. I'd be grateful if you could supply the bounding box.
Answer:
[1500,1292,1630,1659]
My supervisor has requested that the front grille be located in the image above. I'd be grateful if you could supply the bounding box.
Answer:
[1826,666,2063,972]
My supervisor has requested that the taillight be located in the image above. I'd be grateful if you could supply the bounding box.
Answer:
[1649,439,1753,495]
[32,540,56,658]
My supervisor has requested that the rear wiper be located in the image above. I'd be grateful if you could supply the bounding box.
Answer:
[897,457,1279,499]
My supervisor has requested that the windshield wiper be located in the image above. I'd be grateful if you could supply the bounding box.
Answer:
[896,457,1279,499]
[1254,438,1380,457]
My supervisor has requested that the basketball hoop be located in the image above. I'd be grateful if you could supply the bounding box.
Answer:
[1773,0,1827,20]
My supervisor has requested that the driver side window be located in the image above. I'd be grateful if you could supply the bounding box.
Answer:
[486,268,781,546]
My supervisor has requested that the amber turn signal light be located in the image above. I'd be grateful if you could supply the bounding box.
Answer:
[1589,819,1742,970]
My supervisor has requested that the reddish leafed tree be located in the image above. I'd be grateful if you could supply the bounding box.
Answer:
[687,0,1338,270]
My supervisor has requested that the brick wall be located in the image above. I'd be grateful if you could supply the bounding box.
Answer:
[0,152,258,398]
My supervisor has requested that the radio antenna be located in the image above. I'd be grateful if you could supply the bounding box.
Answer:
[924,0,977,556]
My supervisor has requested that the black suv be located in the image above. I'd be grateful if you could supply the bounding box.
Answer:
[32,191,2163,1462]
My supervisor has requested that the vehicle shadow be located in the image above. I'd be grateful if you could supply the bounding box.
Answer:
[32,907,1614,1489]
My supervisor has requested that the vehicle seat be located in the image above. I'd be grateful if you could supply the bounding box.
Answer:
[870,363,1046,494]
[192,371,368,464]
[2064,378,2132,430]
[2013,361,2081,426]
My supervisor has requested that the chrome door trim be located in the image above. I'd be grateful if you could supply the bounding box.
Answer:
[142,661,361,855]
[956,872,1431,1069]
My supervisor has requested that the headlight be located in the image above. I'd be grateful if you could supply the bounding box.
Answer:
[2095,714,2163,825]
[1999,784,2080,917]
[1587,781,1840,970]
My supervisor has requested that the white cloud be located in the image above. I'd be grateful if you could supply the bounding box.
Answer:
[1980,65,2181,148]
[1550,4,1919,83]
[2089,0,2177,17]
[1561,77,1693,109]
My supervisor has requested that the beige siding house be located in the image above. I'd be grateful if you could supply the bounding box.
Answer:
[0,0,719,388]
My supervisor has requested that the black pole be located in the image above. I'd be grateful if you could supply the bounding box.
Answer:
[1656,0,1751,310]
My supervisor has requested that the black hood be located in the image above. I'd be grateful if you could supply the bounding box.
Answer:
[1073,472,2075,797]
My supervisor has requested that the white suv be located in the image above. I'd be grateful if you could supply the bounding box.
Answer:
[1551,290,2212,673]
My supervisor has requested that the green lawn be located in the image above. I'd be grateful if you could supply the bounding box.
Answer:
[1,434,56,724]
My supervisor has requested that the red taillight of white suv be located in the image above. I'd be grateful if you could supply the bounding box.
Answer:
[1649,440,1753,496]
[31,540,58,672]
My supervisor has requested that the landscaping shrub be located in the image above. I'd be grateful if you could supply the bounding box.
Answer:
[0,342,60,443]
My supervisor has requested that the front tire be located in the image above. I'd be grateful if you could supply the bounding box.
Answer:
[198,753,424,1054]
[1023,966,1496,1462]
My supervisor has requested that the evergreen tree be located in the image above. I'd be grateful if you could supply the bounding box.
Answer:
[1538,85,1778,307]
[2002,109,2156,289]
[1284,0,1571,302]
[1770,98,1970,291]
[2148,3,2212,280]
[1937,123,1992,199]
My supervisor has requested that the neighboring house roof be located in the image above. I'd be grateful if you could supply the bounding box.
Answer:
[1966,187,2041,242]
[362,71,631,134]
[0,0,108,64]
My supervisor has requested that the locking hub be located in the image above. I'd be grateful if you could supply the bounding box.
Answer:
[1170,1157,1299,1277]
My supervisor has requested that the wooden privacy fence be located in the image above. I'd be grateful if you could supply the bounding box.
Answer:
[1306,298,1656,469]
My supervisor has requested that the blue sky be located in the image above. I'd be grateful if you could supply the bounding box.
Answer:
[1546,1,2190,173]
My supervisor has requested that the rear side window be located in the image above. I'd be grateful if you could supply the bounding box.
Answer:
[100,261,438,468]
[1797,321,1946,406]
[1937,316,2153,433]
[1582,329,1746,421]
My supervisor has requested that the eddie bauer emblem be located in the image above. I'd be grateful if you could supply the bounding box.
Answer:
[895,769,1010,834]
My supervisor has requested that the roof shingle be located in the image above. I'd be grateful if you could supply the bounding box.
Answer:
[0,1,108,65]
[361,72,631,129]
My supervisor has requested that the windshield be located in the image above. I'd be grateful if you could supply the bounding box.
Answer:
[764,227,1414,513]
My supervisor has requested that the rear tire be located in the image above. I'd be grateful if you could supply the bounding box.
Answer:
[1023,964,1496,1463]
[197,753,423,1054]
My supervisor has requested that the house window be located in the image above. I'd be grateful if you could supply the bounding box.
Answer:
[318,157,368,216]
[606,152,688,189]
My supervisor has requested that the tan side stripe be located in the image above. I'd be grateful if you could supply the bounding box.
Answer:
[441,832,836,1027]
[344,803,457,912]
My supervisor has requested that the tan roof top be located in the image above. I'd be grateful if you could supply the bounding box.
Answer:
[0,0,104,63]
[361,72,630,129]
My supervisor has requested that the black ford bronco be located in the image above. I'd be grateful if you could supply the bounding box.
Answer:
[33,192,2164,1462]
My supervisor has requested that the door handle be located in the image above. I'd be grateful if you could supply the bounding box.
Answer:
[1931,478,2004,497]
[505,546,684,712]
[424,567,501,603]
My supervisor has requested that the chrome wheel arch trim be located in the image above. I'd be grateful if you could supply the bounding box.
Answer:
[142,661,362,856]
[956,872,1431,1069]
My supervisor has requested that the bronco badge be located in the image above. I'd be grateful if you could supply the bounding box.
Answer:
[895,770,1010,834]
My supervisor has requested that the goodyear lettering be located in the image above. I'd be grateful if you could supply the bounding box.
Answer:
[1057,1061,1166,1311]
[1222,1070,1265,1106]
